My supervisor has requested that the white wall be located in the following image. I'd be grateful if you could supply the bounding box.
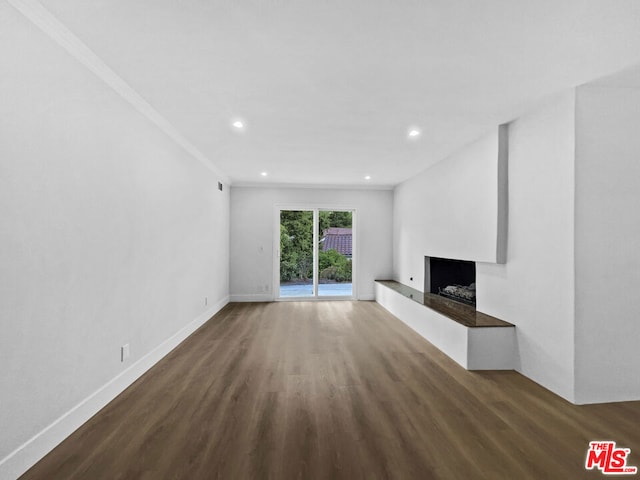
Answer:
[0,6,229,476]
[574,85,640,403]
[230,187,393,301]
[393,128,504,291]
[392,84,640,405]
[393,93,577,402]
[477,91,576,402]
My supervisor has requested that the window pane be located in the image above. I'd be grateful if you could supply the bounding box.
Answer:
[318,211,352,297]
[279,210,314,297]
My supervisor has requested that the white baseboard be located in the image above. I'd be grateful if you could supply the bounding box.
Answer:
[358,293,375,301]
[0,296,229,480]
[229,294,273,302]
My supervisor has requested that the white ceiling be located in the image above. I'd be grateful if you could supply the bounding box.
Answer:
[26,1,640,186]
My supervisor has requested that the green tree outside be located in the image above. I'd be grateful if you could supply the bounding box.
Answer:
[280,210,313,281]
[280,210,352,284]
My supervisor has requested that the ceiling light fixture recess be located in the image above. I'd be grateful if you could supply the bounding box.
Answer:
[364,175,371,180]
[408,128,421,138]
[260,172,268,177]
[232,120,244,129]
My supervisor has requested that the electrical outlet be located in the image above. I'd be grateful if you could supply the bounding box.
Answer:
[121,344,130,362]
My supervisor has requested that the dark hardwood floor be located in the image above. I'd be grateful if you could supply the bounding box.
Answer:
[22,301,640,479]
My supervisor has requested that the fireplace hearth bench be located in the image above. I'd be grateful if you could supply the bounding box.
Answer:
[375,280,515,370]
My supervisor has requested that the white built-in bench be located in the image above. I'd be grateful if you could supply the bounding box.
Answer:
[375,280,515,370]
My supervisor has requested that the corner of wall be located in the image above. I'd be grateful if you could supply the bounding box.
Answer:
[573,80,640,404]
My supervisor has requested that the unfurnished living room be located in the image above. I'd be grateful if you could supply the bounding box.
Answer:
[3,1,640,479]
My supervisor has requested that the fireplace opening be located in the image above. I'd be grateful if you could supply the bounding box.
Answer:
[425,257,476,306]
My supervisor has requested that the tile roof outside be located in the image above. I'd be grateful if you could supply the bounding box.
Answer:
[322,228,352,256]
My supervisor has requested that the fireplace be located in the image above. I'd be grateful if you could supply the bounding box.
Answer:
[425,257,476,306]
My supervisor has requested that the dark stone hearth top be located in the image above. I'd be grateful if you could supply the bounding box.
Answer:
[376,280,513,328]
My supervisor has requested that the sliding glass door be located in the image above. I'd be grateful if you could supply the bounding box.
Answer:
[277,208,354,299]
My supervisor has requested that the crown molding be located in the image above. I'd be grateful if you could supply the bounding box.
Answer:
[8,0,229,184]
[231,181,394,191]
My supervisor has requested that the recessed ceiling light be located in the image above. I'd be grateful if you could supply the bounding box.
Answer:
[364,175,371,180]
[408,129,421,138]
[260,172,268,177]
[232,120,244,129]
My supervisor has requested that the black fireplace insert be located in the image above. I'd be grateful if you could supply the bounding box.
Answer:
[425,257,476,306]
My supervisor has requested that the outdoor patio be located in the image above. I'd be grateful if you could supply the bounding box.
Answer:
[279,283,352,298]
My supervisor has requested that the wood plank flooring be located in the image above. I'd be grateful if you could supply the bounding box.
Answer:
[22,301,640,479]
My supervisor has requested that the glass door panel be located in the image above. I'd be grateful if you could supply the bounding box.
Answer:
[279,210,314,298]
[318,210,352,297]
